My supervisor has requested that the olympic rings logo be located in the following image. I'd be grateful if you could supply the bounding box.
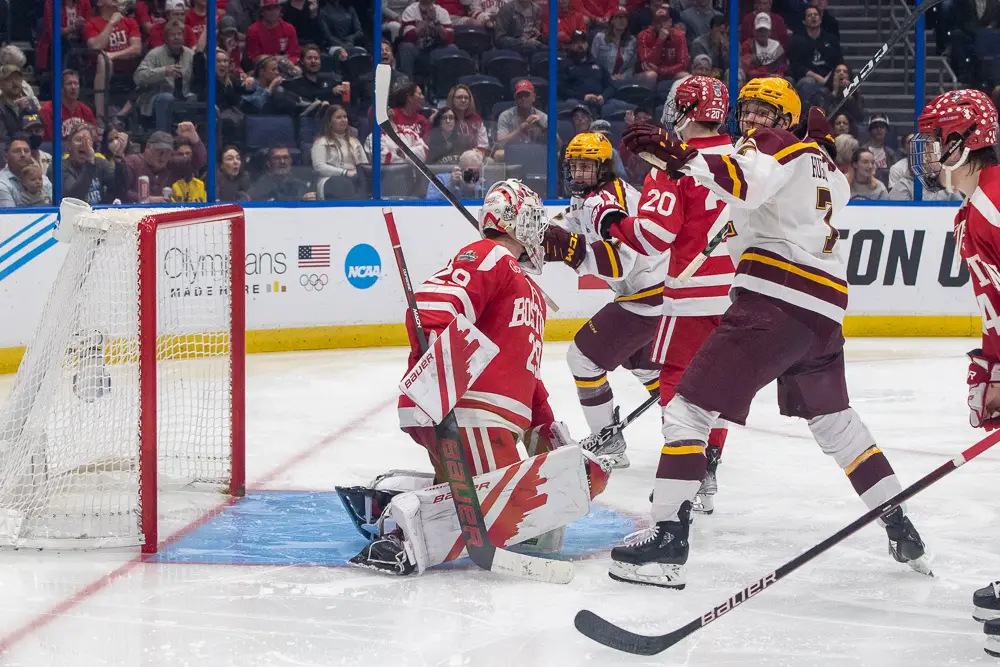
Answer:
[300,273,329,291]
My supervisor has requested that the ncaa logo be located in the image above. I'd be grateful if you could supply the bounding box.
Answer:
[345,244,381,289]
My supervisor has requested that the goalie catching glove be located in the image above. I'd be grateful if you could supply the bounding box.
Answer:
[967,349,1000,429]
[620,124,698,178]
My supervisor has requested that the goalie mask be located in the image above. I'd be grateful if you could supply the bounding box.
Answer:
[478,179,548,274]
[911,89,999,193]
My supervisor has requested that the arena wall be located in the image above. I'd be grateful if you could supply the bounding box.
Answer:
[0,203,979,373]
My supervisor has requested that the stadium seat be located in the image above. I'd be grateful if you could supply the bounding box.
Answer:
[460,75,506,118]
[608,120,627,146]
[505,143,548,177]
[491,100,515,121]
[613,84,655,106]
[342,47,372,85]
[482,49,521,69]
[654,103,665,123]
[484,55,529,94]
[556,119,574,144]
[601,100,635,121]
[510,76,548,110]
[453,24,493,58]
[298,116,319,146]
[529,52,564,77]
[381,164,419,199]
[977,29,1000,87]
[246,115,296,151]
[432,52,478,101]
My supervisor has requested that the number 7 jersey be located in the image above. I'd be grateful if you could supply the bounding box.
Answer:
[956,165,1000,360]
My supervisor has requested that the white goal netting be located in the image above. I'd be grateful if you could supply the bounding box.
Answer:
[0,204,244,550]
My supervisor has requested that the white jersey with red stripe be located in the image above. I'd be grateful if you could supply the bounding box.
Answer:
[397,238,550,436]
[955,165,1000,361]
[612,133,736,317]
[560,178,665,316]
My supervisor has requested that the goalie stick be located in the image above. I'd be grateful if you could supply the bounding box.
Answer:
[374,64,559,313]
[382,207,574,585]
[575,426,1000,656]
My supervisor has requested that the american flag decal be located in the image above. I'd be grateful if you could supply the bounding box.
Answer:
[298,244,330,268]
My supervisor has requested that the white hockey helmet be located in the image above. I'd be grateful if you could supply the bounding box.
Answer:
[478,179,548,274]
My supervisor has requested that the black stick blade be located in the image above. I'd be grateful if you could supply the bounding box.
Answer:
[574,610,680,656]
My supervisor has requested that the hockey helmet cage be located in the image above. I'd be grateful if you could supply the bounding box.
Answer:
[912,89,999,192]
[665,75,730,135]
[737,77,801,129]
[564,132,616,195]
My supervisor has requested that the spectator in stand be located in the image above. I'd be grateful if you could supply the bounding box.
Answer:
[630,0,682,36]
[366,115,429,162]
[690,14,729,75]
[619,104,655,185]
[166,135,208,202]
[398,0,456,75]
[241,55,303,115]
[741,12,786,78]
[570,103,594,135]
[0,136,51,208]
[739,0,788,47]
[467,0,506,28]
[285,44,349,112]
[13,162,50,207]
[85,0,143,120]
[283,0,333,51]
[831,112,853,138]
[148,0,198,49]
[788,5,841,103]
[63,123,128,204]
[636,4,690,94]
[217,145,251,201]
[833,132,857,174]
[0,66,29,141]
[134,0,166,40]
[38,0,91,71]
[312,103,369,199]
[186,0,225,43]
[949,0,1000,85]
[319,0,366,50]
[863,113,898,187]
[248,145,317,201]
[390,83,431,138]
[124,123,206,202]
[680,0,721,43]
[427,149,485,199]
[849,147,888,200]
[135,20,197,133]
[22,115,52,175]
[357,40,412,112]
[219,15,250,74]
[426,107,476,163]
[495,0,547,56]
[226,0,261,34]
[0,48,38,114]
[822,63,864,125]
[589,119,626,177]
[198,49,253,143]
[40,70,96,142]
[797,0,839,39]
[247,0,302,66]
[543,0,589,49]
[561,30,612,109]
[494,79,547,161]
[591,8,638,83]
[658,52,712,123]
[383,0,415,41]
[447,84,489,154]
[580,0,616,25]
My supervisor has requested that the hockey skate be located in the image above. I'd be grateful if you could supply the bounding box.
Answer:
[692,445,721,515]
[580,408,629,469]
[974,581,1000,622]
[608,502,691,588]
[986,618,1000,658]
[348,531,416,576]
[883,507,933,576]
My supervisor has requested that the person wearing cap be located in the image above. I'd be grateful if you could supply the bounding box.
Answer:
[559,31,612,108]
[397,0,456,74]
[21,114,52,175]
[739,0,788,47]
[542,0,589,47]
[0,135,51,208]
[690,14,728,74]
[84,0,143,119]
[495,79,548,161]
[148,0,199,48]
[217,15,251,76]
[134,19,196,133]
[863,113,898,186]
[495,0,546,56]
[591,8,638,81]
[740,11,786,78]
[679,0,721,42]
[789,5,842,101]
[637,3,691,92]
[247,0,302,65]
[124,122,206,203]
[569,104,595,136]
[588,119,627,177]
[0,66,27,141]
[37,0,92,71]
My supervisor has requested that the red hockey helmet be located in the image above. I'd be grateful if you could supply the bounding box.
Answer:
[665,76,729,136]
[910,89,999,192]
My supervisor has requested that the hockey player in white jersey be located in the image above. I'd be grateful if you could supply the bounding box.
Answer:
[608,77,930,587]
[542,132,665,468]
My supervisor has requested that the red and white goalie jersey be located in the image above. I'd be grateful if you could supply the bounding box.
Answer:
[611,134,736,317]
[397,238,550,436]
[956,165,1000,360]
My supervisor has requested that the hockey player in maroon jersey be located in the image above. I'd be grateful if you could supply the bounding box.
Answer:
[605,78,930,588]
[910,88,1000,657]
[347,179,612,576]
[599,75,736,514]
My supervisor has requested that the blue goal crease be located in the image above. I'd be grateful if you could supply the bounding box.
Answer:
[150,490,636,568]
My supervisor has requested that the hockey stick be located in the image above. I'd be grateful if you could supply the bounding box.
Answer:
[382,207,574,584]
[575,427,1000,655]
[374,64,559,313]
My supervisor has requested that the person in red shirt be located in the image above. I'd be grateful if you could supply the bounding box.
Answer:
[636,3,690,93]
[37,0,92,70]
[391,82,431,138]
[134,0,166,39]
[185,0,226,43]
[148,0,199,49]
[247,0,302,66]
[542,0,589,47]
[39,69,97,141]
[84,0,143,119]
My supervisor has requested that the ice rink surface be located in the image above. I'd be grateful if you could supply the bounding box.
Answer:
[0,337,998,666]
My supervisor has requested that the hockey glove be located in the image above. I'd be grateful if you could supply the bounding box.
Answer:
[590,198,628,241]
[543,225,587,269]
[621,123,698,178]
[967,349,1000,429]
[795,106,837,161]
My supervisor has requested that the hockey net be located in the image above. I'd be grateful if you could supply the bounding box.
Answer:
[0,203,245,553]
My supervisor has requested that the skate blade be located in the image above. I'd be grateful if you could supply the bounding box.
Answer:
[974,608,1000,623]
[906,554,934,577]
[607,452,630,469]
[608,561,685,589]
[986,635,1000,658]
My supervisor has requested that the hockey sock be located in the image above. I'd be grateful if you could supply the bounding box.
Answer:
[708,427,728,458]
[574,372,616,434]
[652,395,718,522]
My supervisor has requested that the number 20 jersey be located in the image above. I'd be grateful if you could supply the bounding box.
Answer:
[955,165,1000,361]
[397,238,550,436]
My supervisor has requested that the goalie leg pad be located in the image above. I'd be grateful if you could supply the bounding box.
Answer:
[389,446,591,573]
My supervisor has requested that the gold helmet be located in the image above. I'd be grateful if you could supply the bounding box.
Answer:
[564,132,614,194]
[737,77,801,129]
